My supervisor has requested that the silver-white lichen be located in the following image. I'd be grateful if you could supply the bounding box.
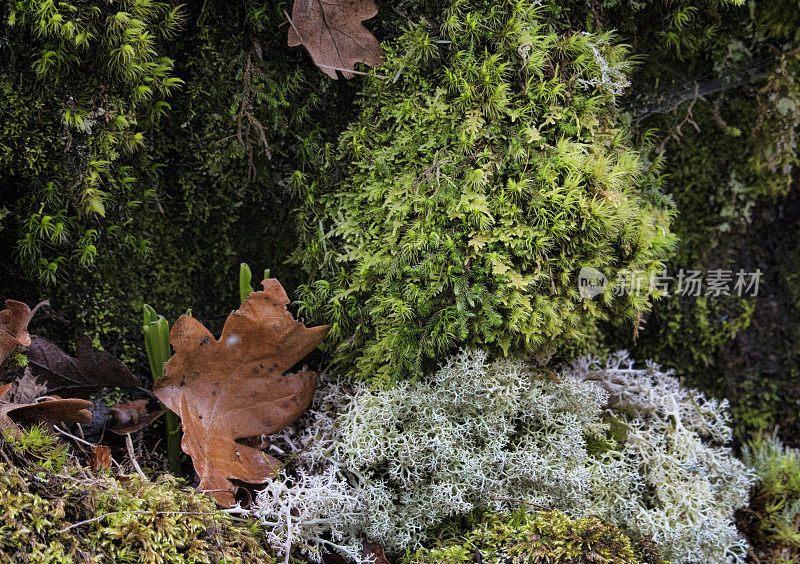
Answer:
[575,32,632,101]
[246,349,754,563]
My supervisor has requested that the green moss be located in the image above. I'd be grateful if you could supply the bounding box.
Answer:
[739,431,800,562]
[1,424,67,474]
[296,0,676,383]
[0,427,278,563]
[0,0,356,359]
[8,352,29,371]
[585,412,630,457]
[402,510,663,563]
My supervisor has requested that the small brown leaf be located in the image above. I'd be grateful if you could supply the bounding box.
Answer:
[287,0,384,79]
[362,540,391,564]
[90,445,112,472]
[322,552,349,564]
[0,386,92,432]
[153,279,330,506]
[8,368,48,404]
[28,334,140,398]
[109,399,163,435]
[0,300,48,365]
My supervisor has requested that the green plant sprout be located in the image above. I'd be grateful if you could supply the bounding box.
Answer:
[142,304,182,476]
[239,262,270,304]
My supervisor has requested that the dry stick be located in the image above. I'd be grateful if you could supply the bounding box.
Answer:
[125,433,148,481]
[56,510,222,534]
[317,64,390,79]
[283,10,305,44]
[53,425,123,471]
[491,496,552,512]
[316,65,370,76]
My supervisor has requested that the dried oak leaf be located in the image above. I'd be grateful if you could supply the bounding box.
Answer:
[90,445,113,472]
[109,399,163,435]
[0,300,48,365]
[362,540,392,564]
[8,368,48,404]
[287,0,384,79]
[153,279,330,506]
[27,334,140,398]
[0,383,92,432]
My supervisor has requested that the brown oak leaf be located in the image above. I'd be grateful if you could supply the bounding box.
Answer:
[362,540,392,564]
[27,334,140,398]
[90,445,113,472]
[153,279,330,506]
[109,399,164,435]
[8,368,48,404]
[0,300,48,365]
[0,383,92,432]
[287,0,384,79]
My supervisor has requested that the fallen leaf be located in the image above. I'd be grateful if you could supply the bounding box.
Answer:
[0,385,92,432]
[153,279,330,506]
[287,0,384,79]
[322,552,349,564]
[27,334,140,398]
[109,399,163,435]
[8,368,48,404]
[0,300,48,365]
[90,445,112,472]
[362,540,391,564]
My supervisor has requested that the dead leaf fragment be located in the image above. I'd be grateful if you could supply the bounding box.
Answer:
[0,300,48,365]
[153,279,330,506]
[109,399,163,435]
[27,334,140,398]
[287,0,384,79]
[362,540,391,564]
[90,445,112,472]
[0,384,92,432]
[8,368,48,404]
[322,553,349,564]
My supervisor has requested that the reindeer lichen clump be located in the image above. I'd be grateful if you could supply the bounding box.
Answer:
[248,350,752,563]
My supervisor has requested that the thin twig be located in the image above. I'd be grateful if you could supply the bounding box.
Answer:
[491,496,552,511]
[56,510,222,534]
[52,426,123,471]
[52,425,95,449]
[126,433,148,481]
[316,64,389,79]
[283,10,305,45]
